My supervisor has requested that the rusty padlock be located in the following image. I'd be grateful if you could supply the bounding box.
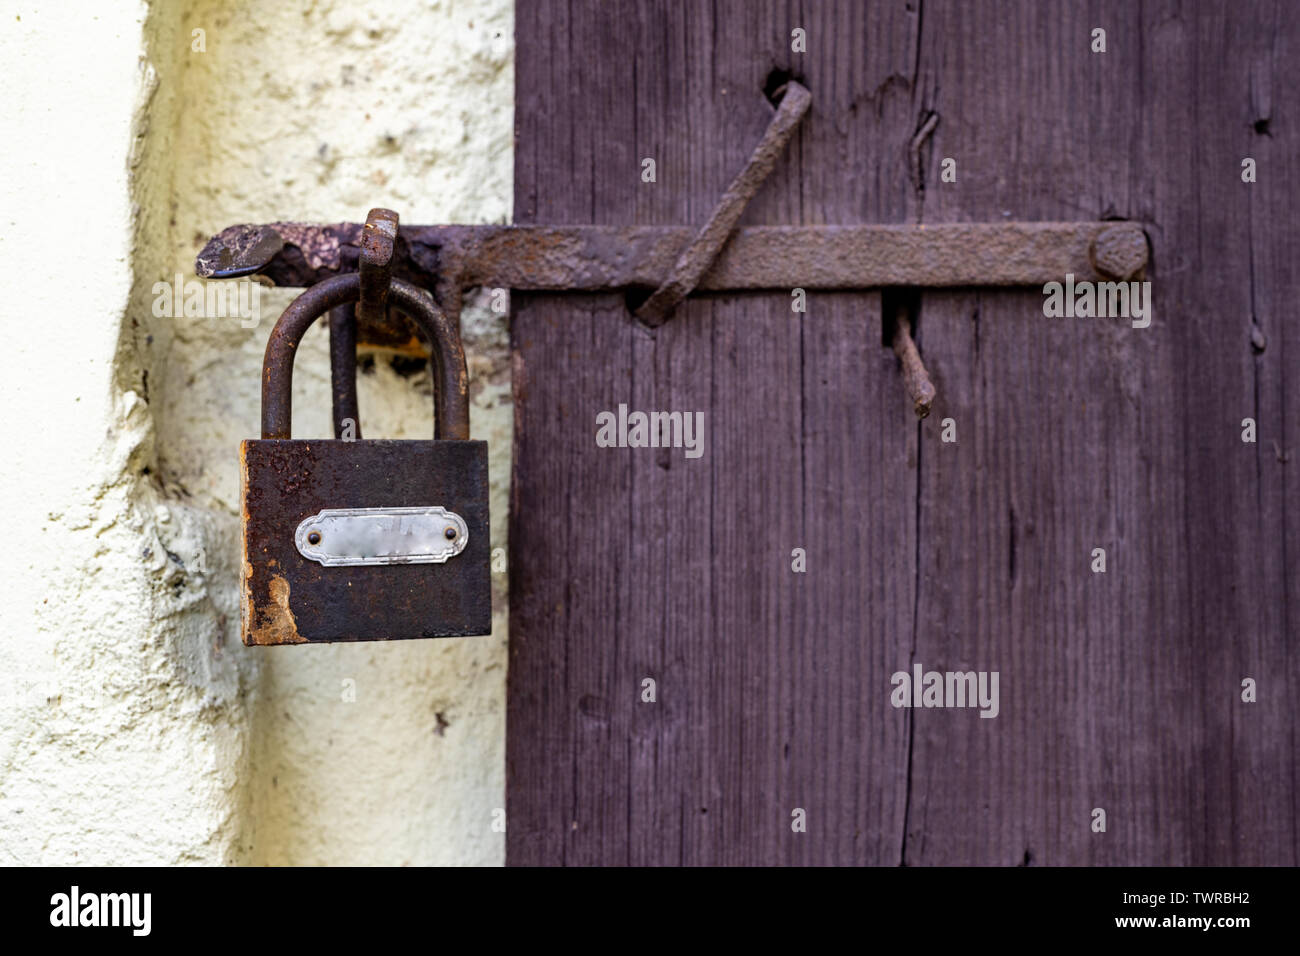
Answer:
[240,272,491,645]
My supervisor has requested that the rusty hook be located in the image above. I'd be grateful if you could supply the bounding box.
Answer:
[891,302,936,419]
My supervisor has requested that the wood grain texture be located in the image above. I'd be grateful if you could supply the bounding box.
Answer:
[507,0,1298,865]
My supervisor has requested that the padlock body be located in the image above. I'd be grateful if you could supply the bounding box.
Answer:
[240,438,491,644]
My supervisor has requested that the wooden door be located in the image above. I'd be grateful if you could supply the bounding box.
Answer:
[506,0,1298,865]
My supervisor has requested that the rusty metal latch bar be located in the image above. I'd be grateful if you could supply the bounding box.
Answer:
[198,220,1148,296]
[203,218,1147,422]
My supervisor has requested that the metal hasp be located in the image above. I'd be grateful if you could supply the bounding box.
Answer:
[198,219,1149,315]
[198,77,1148,418]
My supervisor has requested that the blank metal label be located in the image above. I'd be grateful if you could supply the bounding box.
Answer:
[294,506,468,567]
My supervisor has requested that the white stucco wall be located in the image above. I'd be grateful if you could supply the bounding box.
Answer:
[0,0,512,865]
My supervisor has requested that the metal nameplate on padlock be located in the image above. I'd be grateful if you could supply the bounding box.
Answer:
[295,506,469,566]
[240,271,491,645]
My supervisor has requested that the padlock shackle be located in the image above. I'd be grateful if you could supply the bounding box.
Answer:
[260,273,470,440]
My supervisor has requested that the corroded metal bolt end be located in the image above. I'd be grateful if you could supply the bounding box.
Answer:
[194,223,285,279]
[1089,223,1149,281]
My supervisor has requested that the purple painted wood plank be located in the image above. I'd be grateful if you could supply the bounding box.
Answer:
[508,0,1298,866]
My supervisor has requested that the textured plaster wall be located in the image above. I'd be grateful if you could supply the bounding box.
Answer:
[0,0,250,865]
[0,0,512,865]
